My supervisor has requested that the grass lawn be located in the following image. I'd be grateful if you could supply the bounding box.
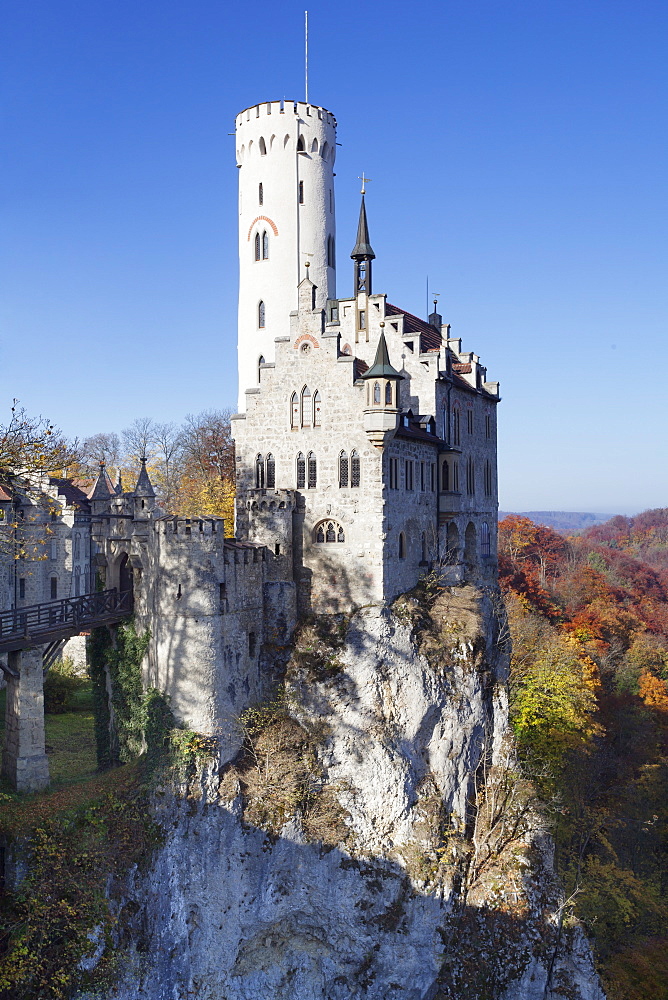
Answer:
[0,679,98,791]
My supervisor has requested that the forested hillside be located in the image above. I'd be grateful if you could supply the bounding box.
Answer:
[499,509,668,1000]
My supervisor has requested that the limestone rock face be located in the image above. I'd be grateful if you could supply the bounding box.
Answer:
[99,589,605,1000]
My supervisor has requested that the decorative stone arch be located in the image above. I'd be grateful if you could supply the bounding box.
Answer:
[446,521,459,561]
[293,333,320,351]
[247,216,279,240]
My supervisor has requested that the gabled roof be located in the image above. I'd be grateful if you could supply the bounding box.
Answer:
[0,485,11,502]
[385,303,442,353]
[49,478,91,510]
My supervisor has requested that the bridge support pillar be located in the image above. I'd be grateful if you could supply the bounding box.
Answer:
[2,647,50,793]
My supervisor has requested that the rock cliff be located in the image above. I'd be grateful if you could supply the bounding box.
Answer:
[95,585,605,1000]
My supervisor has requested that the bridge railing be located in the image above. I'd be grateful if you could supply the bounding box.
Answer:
[0,589,133,648]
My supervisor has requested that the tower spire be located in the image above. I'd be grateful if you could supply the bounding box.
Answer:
[351,194,375,295]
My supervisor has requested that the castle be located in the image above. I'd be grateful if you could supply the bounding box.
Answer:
[1,97,500,782]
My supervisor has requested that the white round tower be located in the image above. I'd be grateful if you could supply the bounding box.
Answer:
[235,100,337,410]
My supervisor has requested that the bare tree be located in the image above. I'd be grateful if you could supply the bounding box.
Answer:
[80,432,121,477]
[121,417,156,465]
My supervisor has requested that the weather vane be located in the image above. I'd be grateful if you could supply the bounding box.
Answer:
[358,173,373,195]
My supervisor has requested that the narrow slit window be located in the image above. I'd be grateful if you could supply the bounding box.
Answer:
[262,231,269,259]
[385,381,393,405]
[254,232,261,261]
[290,392,299,428]
[258,355,265,382]
[296,452,306,489]
[299,180,304,204]
[258,301,265,328]
[313,390,321,426]
[307,452,317,488]
[258,182,263,205]
[373,381,381,404]
[266,454,275,489]
[301,386,312,426]
[255,454,265,489]
[339,451,349,488]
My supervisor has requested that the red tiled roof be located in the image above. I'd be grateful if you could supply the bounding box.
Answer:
[353,358,369,378]
[386,303,442,353]
[452,362,472,374]
[0,485,11,501]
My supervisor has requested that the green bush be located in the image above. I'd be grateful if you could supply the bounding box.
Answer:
[43,659,84,714]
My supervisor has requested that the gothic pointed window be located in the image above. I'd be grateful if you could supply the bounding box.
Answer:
[313,390,321,426]
[255,454,265,489]
[290,392,299,428]
[258,301,265,328]
[339,451,348,488]
[316,524,325,543]
[452,461,460,492]
[262,231,269,259]
[307,452,317,488]
[259,136,266,155]
[453,406,461,446]
[385,381,393,405]
[301,386,312,426]
[297,134,305,151]
[258,355,265,382]
[350,450,360,488]
[254,232,261,261]
[326,522,336,543]
[484,460,492,496]
[466,457,475,495]
[441,460,449,492]
[373,381,381,405]
[258,182,263,205]
[266,453,275,489]
[481,522,491,557]
[337,526,345,543]
[296,452,306,489]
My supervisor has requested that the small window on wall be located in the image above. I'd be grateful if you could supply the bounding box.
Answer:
[258,301,265,328]
[290,392,299,428]
[389,456,398,489]
[266,454,275,489]
[313,390,322,426]
[296,452,306,489]
[466,458,475,496]
[442,461,449,492]
[258,355,265,383]
[50,577,58,600]
[350,450,360,488]
[399,533,406,559]
[484,460,493,497]
[262,232,269,259]
[301,386,312,426]
[254,232,261,261]
[481,522,491,557]
[314,520,345,543]
[385,381,393,405]
[255,454,265,489]
[298,180,304,204]
[50,539,57,560]
[453,406,461,446]
[405,460,414,491]
[307,452,317,488]
[373,381,381,404]
[467,409,474,434]
[19,578,25,599]
[258,182,263,205]
[486,413,492,439]
[339,451,349,488]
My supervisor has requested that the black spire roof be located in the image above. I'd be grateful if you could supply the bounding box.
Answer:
[350,195,375,261]
[361,331,403,380]
[133,459,156,498]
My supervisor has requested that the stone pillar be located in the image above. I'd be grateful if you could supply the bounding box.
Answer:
[2,647,50,793]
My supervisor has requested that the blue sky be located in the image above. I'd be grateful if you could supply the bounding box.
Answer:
[2,1,666,512]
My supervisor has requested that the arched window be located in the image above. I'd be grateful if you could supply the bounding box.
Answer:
[255,454,265,489]
[258,355,265,383]
[452,461,460,492]
[314,520,345,544]
[311,137,318,153]
[350,450,360,488]
[254,232,261,261]
[484,460,493,496]
[321,141,329,160]
[313,390,321,426]
[373,381,381,404]
[297,134,305,151]
[301,386,312,426]
[262,231,269,259]
[296,452,306,489]
[339,451,348,488]
[258,301,265,328]
[481,522,491,557]
[441,461,449,492]
[385,381,393,405]
[453,406,461,446]
[290,392,299,428]
[266,453,275,489]
[307,452,317,488]
[399,532,406,559]
[258,182,263,205]
[466,457,475,496]
[259,136,266,155]
[283,133,290,148]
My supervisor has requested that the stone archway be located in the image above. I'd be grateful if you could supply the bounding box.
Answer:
[464,522,477,570]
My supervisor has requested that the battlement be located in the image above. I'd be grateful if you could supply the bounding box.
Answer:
[154,516,225,537]
[236,101,337,129]
[246,489,296,513]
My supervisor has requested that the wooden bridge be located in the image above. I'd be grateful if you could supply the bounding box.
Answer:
[0,589,133,793]
[0,589,132,665]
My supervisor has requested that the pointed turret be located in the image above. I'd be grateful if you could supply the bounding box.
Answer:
[88,462,112,501]
[351,195,374,295]
[133,459,155,498]
[361,331,403,381]
[351,196,375,261]
[361,324,402,448]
